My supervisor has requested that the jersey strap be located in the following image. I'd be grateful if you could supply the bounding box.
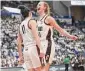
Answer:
[28,19,35,29]
[40,14,46,21]
[44,15,50,25]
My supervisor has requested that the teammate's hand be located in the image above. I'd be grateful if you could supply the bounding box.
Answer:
[70,35,78,40]
[39,53,45,58]
[18,56,24,65]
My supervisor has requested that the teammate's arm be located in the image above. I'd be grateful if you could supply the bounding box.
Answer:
[29,20,44,57]
[46,16,78,40]
[17,32,23,64]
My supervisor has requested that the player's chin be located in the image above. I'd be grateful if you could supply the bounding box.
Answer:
[37,10,41,14]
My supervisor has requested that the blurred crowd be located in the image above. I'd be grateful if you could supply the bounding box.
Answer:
[53,25,85,63]
[1,17,20,67]
[52,25,85,70]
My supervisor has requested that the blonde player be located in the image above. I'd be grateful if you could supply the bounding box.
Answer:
[17,5,44,71]
[36,2,78,71]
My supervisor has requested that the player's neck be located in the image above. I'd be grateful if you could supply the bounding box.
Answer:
[26,16,31,19]
[39,12,46,19]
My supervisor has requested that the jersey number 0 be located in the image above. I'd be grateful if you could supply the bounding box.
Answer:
[22,25,26,34]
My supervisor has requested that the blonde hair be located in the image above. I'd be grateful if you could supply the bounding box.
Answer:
[43,2,50,15]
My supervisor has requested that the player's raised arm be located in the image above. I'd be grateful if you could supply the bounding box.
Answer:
[46,16,78,40]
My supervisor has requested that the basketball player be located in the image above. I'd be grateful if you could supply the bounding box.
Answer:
[17,5,44,71]
[37,2,78,71]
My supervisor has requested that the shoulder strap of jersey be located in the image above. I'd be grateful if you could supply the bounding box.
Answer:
[40,14,46,21]
[44,15,50,25]
[28,19,35,29]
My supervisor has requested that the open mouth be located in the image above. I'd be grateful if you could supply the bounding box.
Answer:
[37,8,40,10]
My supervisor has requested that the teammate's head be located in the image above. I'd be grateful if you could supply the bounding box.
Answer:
[18,5,31,19]
[37,2,50,15]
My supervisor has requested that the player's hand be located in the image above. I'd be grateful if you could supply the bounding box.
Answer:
[39,53,45,58]
[70,35,78,40]
[18,56,24,65]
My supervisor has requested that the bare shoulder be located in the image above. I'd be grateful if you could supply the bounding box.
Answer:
[29,19,36,24]
[46,16,55,22]
[45,16,55,25]
[28,19,37,28]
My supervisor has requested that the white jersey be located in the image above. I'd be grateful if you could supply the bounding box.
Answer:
[37,15,55,64]
[20,18,41,69]
[20,18,36,47]
[37,15,53,41]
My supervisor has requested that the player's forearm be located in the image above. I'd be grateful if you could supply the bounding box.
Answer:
[54,25,71,38]
[60,29,71,38]
[35,37,43,53]
[17,44,23,57]
[35,38,41,48]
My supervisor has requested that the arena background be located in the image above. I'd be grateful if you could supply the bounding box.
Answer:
[0,0,85,71]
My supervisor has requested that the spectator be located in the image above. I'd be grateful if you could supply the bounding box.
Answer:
[63,55,70,71]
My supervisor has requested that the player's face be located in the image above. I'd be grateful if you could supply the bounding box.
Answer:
[37,2,46,14]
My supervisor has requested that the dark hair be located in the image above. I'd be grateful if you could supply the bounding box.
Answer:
[18,5,30,19]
